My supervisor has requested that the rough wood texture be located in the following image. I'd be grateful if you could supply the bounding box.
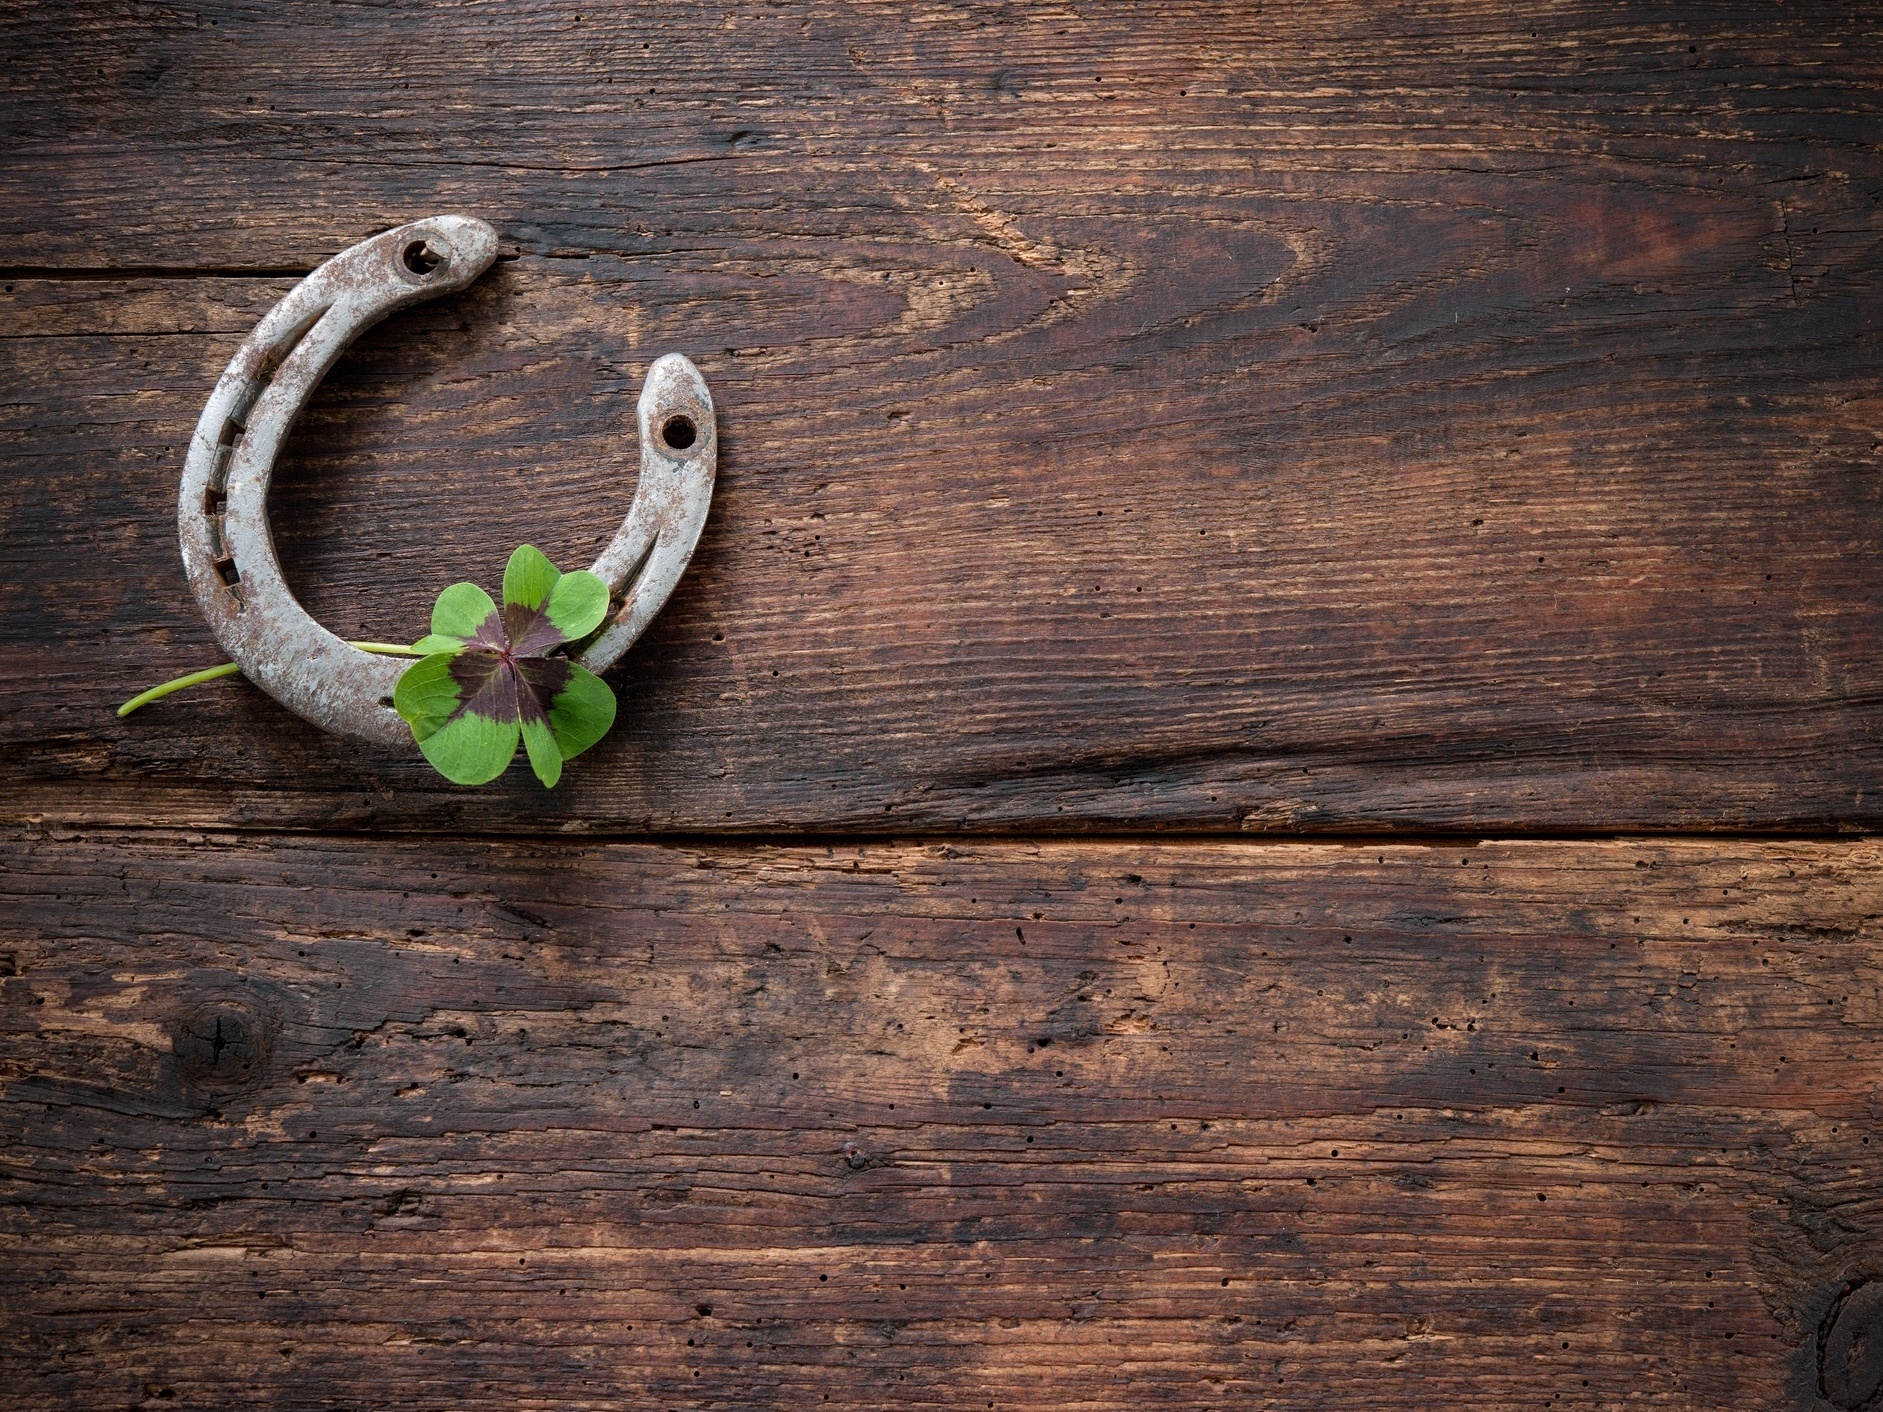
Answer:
[7,6,1883,1409]
[4,832,1882,1409]
[2,1,1881,832]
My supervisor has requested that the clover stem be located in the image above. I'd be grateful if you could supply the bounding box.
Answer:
[115,663,242,717]
[350,642,426,657]
[116,641,426,717]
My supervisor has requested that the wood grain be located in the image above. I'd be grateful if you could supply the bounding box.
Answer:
[2,1,1881,833]
[6,12,1883,1402]
[4,830,1883,1408]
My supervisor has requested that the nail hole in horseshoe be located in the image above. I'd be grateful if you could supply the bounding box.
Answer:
[205,450,232,518]
[661,414,697,451]
[200,319,314,614]
[402,241,444,276]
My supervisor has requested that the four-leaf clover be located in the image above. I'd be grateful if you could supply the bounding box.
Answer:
[393,545,618,787]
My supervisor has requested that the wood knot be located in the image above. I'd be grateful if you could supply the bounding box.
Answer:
[1821,1279,1883,1411]
[171,1004,268,1089]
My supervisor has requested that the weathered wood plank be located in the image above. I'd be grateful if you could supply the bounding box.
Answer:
[1,1,1881,833]
[3,831,1882,1407]
[2,2,1878,269]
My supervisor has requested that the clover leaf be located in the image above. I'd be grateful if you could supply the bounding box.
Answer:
[393,545,618,787]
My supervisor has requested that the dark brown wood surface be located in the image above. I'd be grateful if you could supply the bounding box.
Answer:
[5,832,1883,1409]
[5,3,1883,1408]
[2,0,1881,832]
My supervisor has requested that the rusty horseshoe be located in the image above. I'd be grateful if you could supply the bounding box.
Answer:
[177,214,716,747]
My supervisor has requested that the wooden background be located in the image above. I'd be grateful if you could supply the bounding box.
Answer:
[2,1,1881,1406]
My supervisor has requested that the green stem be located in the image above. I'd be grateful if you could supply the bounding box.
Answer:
[116,641,425,718]
[116,662,242,717]
[350,642,425,657]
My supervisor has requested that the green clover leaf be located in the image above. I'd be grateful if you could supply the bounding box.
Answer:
[118,543,620,789]
[393,545,617,787]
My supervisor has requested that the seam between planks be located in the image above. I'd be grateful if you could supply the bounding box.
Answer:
[5,821,1879,849]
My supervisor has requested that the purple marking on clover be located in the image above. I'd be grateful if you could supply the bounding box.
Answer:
[393,545,618,788]
[447,611,575,736]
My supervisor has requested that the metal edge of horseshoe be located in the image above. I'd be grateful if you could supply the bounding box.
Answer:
[178,214,717,748]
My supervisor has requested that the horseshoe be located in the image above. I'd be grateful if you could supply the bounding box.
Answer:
[177,214,716,747]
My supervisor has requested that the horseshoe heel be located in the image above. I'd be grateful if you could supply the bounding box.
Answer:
[178,215,717,747]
